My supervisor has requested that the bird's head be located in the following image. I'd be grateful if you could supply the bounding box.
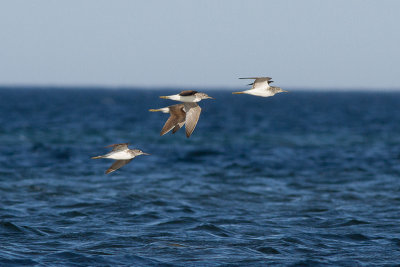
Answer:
[274,87,288,94]
[134,149,150,156]
[197,92,214,100]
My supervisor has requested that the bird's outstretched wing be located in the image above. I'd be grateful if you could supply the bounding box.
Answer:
[160,104,186,136]
[179,90,198,96]
[172,122,185,134]
[106,159,132,174]
[105,143,130,152]
[248,80,273,86]
[240,77,272,90]
[184,103,201,138]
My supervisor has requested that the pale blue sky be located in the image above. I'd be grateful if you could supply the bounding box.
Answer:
[0,0,399,89]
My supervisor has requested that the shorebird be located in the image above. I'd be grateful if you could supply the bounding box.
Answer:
[91,143,150,174]
[156,90,212,137]
[149,103,202,138]
[160,90,214,102]
[233,77,288,97]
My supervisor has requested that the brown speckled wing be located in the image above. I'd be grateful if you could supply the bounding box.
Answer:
[160,104,186,136]
[172,122,185,134]
[105,159,132,174]
[105,143,130,152]
[184,103,201,138]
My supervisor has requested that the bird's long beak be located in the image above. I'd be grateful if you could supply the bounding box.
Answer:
[149,109,161,112]
[282,90,289,93]
[160,96,168,99]
[208,96,215,99]
[142,153,150,155]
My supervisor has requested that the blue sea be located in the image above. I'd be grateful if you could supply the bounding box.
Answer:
[1,88,400,266]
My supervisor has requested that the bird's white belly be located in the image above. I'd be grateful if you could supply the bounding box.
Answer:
[106,151,133,160]
[180,95,197,102]
[246,89,274,97]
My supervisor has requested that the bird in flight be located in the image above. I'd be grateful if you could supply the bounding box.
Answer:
[92,143,150,174]
[233,77,288,97]
[150,102,202,138]
[154,90,213,137]
[160,90,214,102]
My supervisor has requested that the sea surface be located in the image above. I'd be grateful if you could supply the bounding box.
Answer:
[0,88,400,266]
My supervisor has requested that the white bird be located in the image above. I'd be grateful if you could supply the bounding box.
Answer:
[160,90,214,102]
[233,77,288,97]
[92,143,150,174]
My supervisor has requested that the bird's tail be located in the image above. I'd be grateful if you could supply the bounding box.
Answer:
[232,91,245,94]
[149,107,169,113]
[91,155,105,159]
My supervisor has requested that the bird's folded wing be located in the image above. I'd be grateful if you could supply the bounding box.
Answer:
[184,103,201,138]
[105,143,130,152]
[179,90,198,96]
[106,159,132,174]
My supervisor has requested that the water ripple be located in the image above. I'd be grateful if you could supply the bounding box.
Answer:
[1,89,400,265]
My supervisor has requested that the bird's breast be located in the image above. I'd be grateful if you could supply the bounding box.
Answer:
[246,89,274,97]
[180,95,197,102]
[106,151,134,160]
